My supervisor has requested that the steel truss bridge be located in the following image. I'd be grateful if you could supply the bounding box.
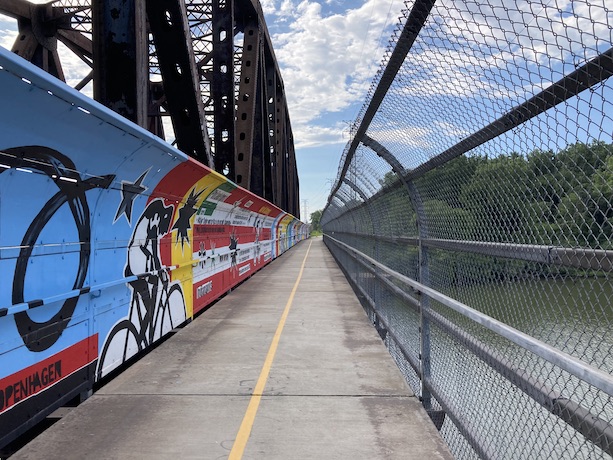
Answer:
[0,0,299,217]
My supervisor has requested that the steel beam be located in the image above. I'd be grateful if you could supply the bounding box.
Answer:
[147,0,213,166]
[0,0,300,214]
[211,0,236,176]
[287,131,299,217]
[248,44,266,196]
[147,81,166,139]
[248,43,277,202]
[1,0,69,80]
[56,29,93,66]
[274,96,288,211]
[234,22,261,189]
[231,0,298,212]
[262,58,276,203]
[92,0,147,127]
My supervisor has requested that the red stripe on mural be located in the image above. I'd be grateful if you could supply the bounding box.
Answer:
[160,232,173,273]
[192,257,272,315]
[224,188,284,218]
[149,160,208,205]
[193,271,225,314]
[153,162,211,265]
[0,335,98,413]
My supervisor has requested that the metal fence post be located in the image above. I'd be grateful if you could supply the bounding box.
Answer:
[361,135,434,410]
[410,182,431,410]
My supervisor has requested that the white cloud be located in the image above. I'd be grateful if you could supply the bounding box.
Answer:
[293,121,348,149]
[2,2,400,151]
[260,0,276,15]
[261,0,301,21]
[267,0,400,148]
[0,16,17,50]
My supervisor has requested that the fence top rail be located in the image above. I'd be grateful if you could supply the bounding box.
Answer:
[329,231,613,271]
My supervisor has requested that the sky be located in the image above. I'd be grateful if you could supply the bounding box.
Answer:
[260,0,404,217]
[0,0,403,220]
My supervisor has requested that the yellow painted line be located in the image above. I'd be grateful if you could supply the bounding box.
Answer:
[229,240,313,459]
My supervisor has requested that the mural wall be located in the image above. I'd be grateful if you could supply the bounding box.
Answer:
[0,48,307,447]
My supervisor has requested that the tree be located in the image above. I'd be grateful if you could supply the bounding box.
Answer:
[379,170,400,189]
[459,153,542,243]
[310,209,323,234]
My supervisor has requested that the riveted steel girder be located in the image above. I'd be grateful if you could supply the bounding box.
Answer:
[247,43,267,196]
[234,22,261,189]
[0,0,70,80]
[262,58,276,203]
[211,0,235,176]
[286,132,299,217]
[147,0,213,167]
[92,0,148,127]
[274,92,288,210]
[1,0,300,216]
[276,103,299,217]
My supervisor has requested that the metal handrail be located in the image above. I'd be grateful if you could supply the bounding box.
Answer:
[325,234,613,397]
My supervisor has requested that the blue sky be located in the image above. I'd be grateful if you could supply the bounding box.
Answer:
[2,0,612,220]
[260,0,403,216]
[0,0,403,219]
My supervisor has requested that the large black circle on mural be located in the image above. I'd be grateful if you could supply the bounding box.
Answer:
[2,146,91,352]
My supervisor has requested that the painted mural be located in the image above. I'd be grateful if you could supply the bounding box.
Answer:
[0,48,308,447]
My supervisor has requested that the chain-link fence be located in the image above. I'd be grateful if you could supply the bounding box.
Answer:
[321,1,613,458]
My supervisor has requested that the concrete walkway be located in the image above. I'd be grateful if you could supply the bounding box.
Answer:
[11,238,452,459]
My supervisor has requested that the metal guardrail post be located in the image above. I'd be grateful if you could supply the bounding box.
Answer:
[341,177,383,328]
[342,178,378,258]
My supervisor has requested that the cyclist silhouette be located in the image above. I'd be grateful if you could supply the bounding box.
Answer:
[97,198,186,378]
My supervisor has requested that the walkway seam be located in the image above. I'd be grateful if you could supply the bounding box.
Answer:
[228,240,313,460]
[94,393,416,398]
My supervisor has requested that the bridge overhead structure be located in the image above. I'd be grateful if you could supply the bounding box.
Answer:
[0,0,299,217]
[323,0,613,459]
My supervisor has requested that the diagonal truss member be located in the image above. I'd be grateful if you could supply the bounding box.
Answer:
[0,0,300,217]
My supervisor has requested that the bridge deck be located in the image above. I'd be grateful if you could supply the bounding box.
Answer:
[10,238,451,459]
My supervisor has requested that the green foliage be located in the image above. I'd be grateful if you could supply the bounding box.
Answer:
[379,170,401,188]
[375,186,418,237]
[414,141,612,249]
[330,141,612,285]
[423,199,477,240]
[367,141,612,252]
[330,140,612,289]
[420,155,485,209]
[459,153,537,243]
[309,209,323,234]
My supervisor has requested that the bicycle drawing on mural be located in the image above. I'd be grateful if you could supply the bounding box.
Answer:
[0,145,115,352]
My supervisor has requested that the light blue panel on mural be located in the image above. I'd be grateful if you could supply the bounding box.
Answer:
[0,47,190,378]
